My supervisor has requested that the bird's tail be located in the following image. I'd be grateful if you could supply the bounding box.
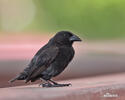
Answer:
[9,76,19,83]
[9,72,28,83]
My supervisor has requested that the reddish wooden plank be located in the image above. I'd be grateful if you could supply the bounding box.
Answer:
[0,73,125,100]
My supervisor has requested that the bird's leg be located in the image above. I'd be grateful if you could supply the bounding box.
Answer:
[39,78,53,87]
[49,79,58,85]
[49,79,72,87]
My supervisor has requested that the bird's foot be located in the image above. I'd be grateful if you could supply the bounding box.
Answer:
[49,79,72,87]
[39,83,53,87]
[51,83,72,87]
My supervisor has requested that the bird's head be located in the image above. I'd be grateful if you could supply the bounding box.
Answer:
[51,31,82,46]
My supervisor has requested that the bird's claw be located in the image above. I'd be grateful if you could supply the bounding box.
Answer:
[39,82,72,87]
[68,83,72,86]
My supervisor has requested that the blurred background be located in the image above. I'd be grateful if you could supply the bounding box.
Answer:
[0,0,125,88]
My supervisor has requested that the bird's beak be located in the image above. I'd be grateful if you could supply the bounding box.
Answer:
[69,35,82,42]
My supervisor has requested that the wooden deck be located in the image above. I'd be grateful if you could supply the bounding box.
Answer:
[0,73,125,100]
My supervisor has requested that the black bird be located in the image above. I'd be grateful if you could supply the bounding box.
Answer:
[9,31,81,87]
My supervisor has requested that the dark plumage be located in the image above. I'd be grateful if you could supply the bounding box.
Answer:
[9,31,81,87]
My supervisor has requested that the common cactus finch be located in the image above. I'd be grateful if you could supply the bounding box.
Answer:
[9,31,82,87]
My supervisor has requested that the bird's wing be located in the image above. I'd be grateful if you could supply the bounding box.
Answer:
[25,46,59,83]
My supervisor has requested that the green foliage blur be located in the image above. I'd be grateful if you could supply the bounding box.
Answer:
[30,0,125,39]
[1,0,125,39]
